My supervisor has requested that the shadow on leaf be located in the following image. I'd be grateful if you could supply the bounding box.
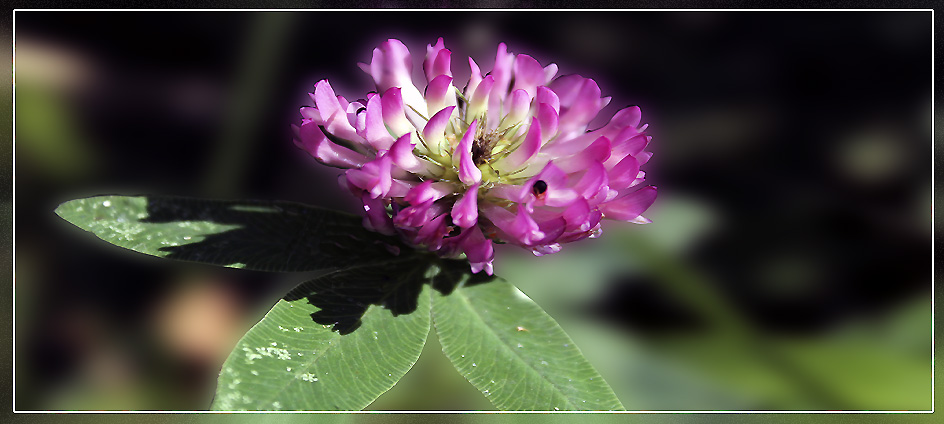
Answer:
[141,196,405,272]
[283,257,497,335]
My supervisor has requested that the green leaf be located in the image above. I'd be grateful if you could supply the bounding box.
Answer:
[212,258,432,411]
[431,276,625,411]
[55,195,405,272]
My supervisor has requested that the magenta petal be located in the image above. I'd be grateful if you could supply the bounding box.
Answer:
[424,37,452,82]
[364,93,395,151]
[416,213,451,250]
[636,151,653,165]
[425,75,456,117]
[431,48,452,81]
[556,136,611,174]
[501,89,531,129]
[599,186,658,221]
[459,225,494,275]
[451,183,480,228]
[543,63,559,84]
[572,162,609,201]
[388,178,416,197]
[313,80,361,143]
[467,75,495,121]
[611,105,642,130]
[365,39,412,91]
[563,198,591,232]
[536,102,559,144]
[394,199,433,227]
[453,120,482,185]
[512,54,546,99]
[295,121,368,169]
[389,133,422,172]
[536,86,560,113]
[510,206,545,245]
[607,154,640,189]
[361,192,395,235]
[423,105,456,155]
[491,43,515,96]
[381,87,413,138]
[556,76,605,135]
[466,57,483,97]
[531,243,562,256]
[313,80,342,120]
[345,155,393,199]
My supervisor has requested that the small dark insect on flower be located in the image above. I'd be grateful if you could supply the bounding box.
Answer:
[531,180,548,197]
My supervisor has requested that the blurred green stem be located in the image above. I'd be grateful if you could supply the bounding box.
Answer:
[202,12,295,197]
[622,234,848,407]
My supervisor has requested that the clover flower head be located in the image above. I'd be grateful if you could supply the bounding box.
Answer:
[294,38,657,275]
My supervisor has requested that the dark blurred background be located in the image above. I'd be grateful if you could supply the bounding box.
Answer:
[11,10,932,411]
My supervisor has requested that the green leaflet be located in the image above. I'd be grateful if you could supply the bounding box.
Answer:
[55,195,405,272]
[432,276,624,411]
[212,259,432,411]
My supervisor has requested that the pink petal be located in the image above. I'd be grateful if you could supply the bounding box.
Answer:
[555,136,611,174]
[510,206,545,245]
[491,43,515,97]
[599,186,658,221]
[536,103,559,144]
[346,100,366,132]
[294,121,368,169]
[571,162,610,202]
[416,213,451,250]
[552,75,605,136]
[532,243,562,256]
[451,183,480,228]
[361,191,395,235]
[467,75,495,122]
[423,105,455,156]
[425,75,456,117]
[512,54,546,99]
[345,155,393,199]
[536,86,560,114]
[499,89,531,130]
[424,37,452,82]
[363,93,395,151]
[405,180,452,204]
[313,80,362,143]
[466,57,483,98]
[563,198,592,232]
[388,178,417,197]
[636,150,653,165]
[607,154,640,189]
[453,120,482,185]
[459,225,494,275]
[389,133,423,173]
[381,87,413,138]
[543,63,559,84]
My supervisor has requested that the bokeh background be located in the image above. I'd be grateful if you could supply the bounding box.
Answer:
[10,9,934,415]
